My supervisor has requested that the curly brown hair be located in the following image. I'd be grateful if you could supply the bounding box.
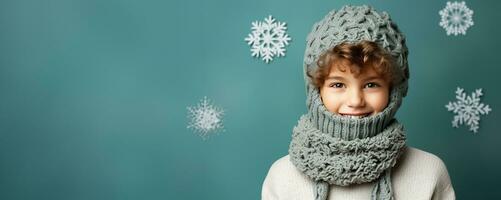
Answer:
[307,40,403,88]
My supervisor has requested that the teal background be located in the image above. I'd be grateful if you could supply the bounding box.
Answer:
[0,0,499,199]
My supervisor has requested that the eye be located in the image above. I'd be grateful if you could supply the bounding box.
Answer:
[365,82,380,88]
[329,82,345,88]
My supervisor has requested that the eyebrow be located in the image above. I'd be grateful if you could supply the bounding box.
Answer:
[325,76,384,82]
[361,76,385,82]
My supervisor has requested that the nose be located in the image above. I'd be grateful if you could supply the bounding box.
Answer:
[347,88,365,108]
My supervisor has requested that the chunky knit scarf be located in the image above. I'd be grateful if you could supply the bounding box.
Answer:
[288,5,411,200]
[289,115,405,199]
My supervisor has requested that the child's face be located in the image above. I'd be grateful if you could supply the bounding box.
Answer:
[319,65,390,118]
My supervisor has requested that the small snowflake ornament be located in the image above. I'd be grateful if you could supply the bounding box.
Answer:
[445,87,491,133]
[245,15,291,63]
[187,96,225,139]
[439,1,474,36]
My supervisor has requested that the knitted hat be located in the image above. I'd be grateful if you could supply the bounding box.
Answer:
[303,5,409,139]
[289,5,409,200]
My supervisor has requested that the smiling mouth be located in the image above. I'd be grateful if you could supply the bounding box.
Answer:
[340,113,371,119]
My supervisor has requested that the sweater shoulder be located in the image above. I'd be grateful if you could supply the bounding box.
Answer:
[404,146,443,164]
[262,155,314,200]
[271,155,294,170]
[400,146,448,173]
[265,154,304,181]
[392,146,455,199]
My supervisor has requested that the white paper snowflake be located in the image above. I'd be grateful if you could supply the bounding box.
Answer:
[245,15,291,63]
[445,87,491,133]
[439,1,474,36]
[187,96,225,139]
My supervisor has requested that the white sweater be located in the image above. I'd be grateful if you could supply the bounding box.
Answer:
[262,146,455,200]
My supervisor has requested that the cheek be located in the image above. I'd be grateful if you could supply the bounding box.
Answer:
[320,89,342,113]
[367,92,389,111]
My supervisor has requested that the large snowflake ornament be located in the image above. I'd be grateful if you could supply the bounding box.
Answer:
[439,1,474,36]
[445,87,491,133]
[245,15,291,63]
[187,96,225,139]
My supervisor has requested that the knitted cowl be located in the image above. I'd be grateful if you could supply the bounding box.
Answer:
[288,5,410,200]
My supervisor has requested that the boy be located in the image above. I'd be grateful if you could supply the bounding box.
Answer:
[261,5,455,200]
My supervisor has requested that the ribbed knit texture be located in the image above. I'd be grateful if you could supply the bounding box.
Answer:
[289,5,411,200]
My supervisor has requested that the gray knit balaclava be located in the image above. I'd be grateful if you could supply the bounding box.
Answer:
[288,5,409,200]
